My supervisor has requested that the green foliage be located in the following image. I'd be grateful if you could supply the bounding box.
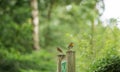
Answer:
[0,0,30,24]
[90,55,120,72]
[1,0,120,72]
[0,23,33,52]
[0,49,56,72]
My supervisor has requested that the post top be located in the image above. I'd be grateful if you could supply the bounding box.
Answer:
[57,54,65,57]
[66,50,75,53]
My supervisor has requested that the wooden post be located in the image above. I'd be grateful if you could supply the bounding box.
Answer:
[57,54,66,72]
[66,50,75,72]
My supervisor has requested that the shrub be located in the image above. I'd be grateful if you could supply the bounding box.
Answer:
[91,55,120,72]
[0,49,56,72]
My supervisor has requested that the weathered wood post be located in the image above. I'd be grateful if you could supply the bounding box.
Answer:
[66,50,75,72]
[57,48,75,72]
[57,54,66,72]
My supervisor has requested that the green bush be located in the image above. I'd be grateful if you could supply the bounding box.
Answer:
[91,55,120,72]
[0,49,56,72]
[0,23,33,53]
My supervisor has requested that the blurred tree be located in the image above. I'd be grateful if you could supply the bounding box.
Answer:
[31,0,40,50]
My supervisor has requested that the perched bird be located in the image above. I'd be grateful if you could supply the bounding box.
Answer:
[57,47,63,53]
[68,42,74,50]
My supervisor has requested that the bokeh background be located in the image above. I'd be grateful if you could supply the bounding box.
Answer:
[0,0,120,72]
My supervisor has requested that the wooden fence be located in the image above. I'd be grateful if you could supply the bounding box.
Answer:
[57,50,75,72]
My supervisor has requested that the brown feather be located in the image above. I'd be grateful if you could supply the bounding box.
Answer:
[57,47,63,53]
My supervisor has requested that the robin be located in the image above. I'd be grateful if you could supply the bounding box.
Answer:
[57,47,63,53]
[68,42,74,50]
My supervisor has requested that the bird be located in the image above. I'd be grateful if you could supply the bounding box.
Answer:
[68,42,74,50]
[57,47,63,53]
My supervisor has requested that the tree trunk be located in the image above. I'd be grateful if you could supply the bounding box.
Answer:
[91,21,94,51]
[31,0,40,50]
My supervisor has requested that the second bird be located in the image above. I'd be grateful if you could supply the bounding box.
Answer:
[57,47,63,53]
